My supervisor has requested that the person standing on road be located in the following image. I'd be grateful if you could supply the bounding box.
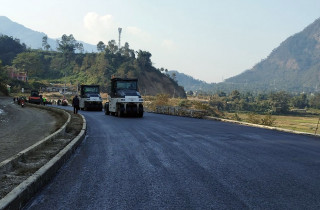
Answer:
[72,95,80,114]
[43,96,47,106]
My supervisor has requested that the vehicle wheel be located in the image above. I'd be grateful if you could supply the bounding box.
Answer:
[138,105,144,118]
[138,111,143,118]
[117,108,123,117]
[105,106,110,115]
[117,104,124,117]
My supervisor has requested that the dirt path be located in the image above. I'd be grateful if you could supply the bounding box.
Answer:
[0,97,62,162]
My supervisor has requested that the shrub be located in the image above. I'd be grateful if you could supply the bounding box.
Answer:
[0,83,9,96]
[232,113,242,121]
[247,113,260,124]
[155,94,169,106]
[260,114,276,126]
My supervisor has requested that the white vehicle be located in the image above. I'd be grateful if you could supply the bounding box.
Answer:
[104,78,144,117]
[79,85,103,111]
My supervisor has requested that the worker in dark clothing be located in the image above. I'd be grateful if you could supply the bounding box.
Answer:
[72,95,80,114]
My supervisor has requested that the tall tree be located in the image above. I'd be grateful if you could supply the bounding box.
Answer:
[97,41,106,52]
[42,35,51,51]
[105,40,118,54]
[137,50,152,68]
[120,42,135,58]
[57,34,81,54]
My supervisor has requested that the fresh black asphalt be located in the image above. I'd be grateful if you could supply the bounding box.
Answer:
[24,110,320,209]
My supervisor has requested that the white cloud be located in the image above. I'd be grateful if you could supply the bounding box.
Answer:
[84,12,114,31]
[126,26,142,36]
[126,26,152,42]
[82,12,117,44]
[161,39,176,51]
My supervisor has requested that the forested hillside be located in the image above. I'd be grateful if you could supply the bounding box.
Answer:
[225,18,320,93]
[0,35,186,97]
[168,70,214,92]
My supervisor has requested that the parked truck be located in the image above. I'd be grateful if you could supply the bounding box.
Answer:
[104,78,144,117]
[79,85,103,111]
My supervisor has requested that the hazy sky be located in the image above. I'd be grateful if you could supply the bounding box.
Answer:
[1,0,320,83]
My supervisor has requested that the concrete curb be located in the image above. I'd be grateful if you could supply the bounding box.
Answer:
[0,106,87,210]
[0,104,70,173]
[203,116,320,138]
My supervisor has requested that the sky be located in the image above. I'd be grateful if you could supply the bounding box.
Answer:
[1,0,320,83]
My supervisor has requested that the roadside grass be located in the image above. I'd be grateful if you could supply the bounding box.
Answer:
[225,112,320,134]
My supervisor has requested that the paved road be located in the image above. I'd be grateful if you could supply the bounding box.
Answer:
[24,109,320,209]
[0,97,56,162]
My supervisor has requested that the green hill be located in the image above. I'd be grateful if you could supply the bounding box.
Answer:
[0,34,186,97]
[225,17,320,93]
[168,70,214,92]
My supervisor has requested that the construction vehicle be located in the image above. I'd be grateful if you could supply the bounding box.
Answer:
[79,85,103,111]
[104,78,144,117]
[28,90,41,104]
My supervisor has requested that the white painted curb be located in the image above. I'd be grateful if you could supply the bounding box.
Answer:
[0,106,87,210]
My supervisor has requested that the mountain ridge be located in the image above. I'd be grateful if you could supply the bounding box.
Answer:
[225,17,320,92]
[0,16,96,52]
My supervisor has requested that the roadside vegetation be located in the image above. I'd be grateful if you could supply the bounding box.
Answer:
[0,34,184,96]
[145,91,320,134]
[2,35,320,134]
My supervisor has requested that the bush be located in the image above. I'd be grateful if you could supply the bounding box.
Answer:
[193,101,211,111]
[178,99,191,108]
[260,114,276,126]
[232,113,242,121]
[155,94,169,106]
[247,113,260,124]
[0,83,9,96]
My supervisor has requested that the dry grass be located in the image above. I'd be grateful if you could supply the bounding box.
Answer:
[225,112,320,134]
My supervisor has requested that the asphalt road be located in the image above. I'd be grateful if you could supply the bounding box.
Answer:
[24,109,320,209]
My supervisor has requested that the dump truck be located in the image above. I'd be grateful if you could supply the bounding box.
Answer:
[29,90,41,104]
[104,78,144,117]
[79,85,103,111]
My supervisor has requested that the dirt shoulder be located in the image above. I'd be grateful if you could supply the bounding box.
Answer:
[0,97,65,162]
[0,100,83,199]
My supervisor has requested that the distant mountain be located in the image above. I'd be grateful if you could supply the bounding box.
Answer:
[225,17,320,93]
[168,70,214,92]
[0,16,96,52]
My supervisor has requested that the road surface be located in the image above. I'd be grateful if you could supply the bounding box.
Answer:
[0,97,57,162]
[24,109,320,209]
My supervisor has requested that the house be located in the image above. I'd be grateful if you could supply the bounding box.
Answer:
[7,67,28,82]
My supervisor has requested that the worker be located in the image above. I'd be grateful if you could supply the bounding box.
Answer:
[72,95,80,114]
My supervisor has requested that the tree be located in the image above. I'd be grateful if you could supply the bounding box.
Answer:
[137,50,152,68]
[97,41,106,52]
[120,42,135,58]
[171,72,177,81]
[230,90,241,100]
[309,93,320,109]
[12,52,43,77]
[105,40,118,54]
[269,91,290,113]
[77,43,84,53]
[42,35,51,51]
[57,34,81,54]
[0,35,26,65]
[291,94,308,109]
[0,60,8,82]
